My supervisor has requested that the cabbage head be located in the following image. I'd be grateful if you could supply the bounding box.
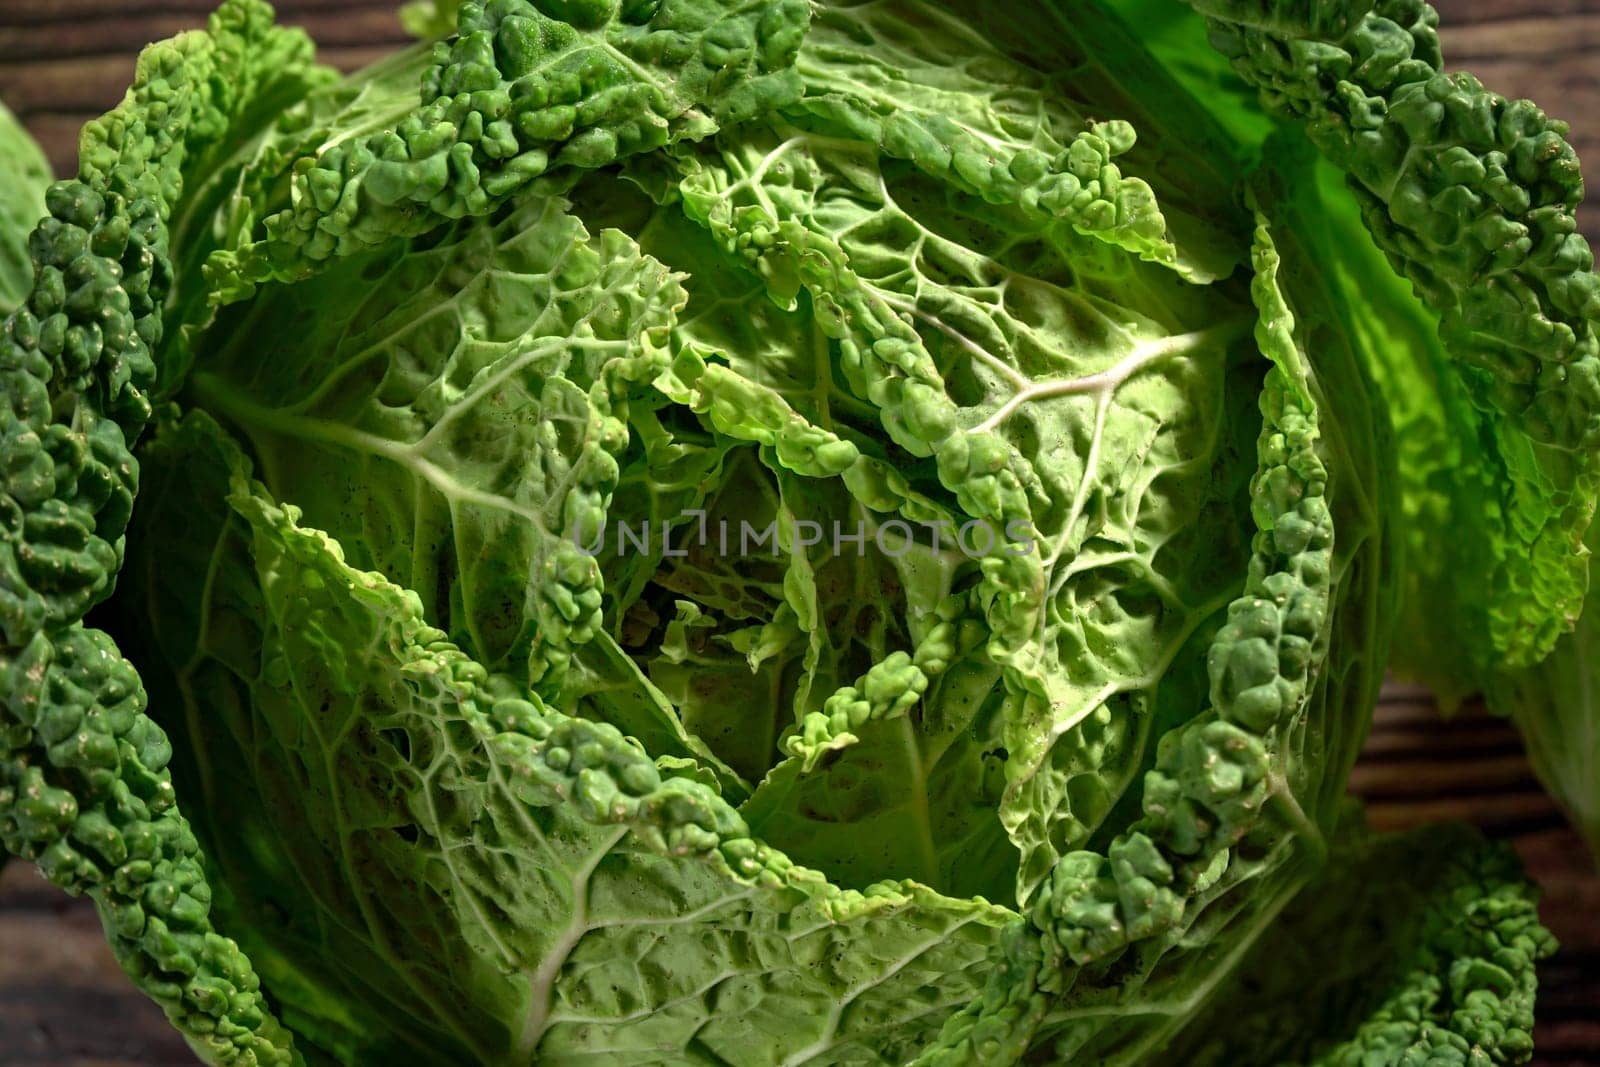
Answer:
[0,0,1587,1064]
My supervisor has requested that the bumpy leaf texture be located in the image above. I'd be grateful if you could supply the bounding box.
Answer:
[1178,0,1600,693]
[1167,0,1600,869]
[0,3,332,1063]
[1,0,1577,1064]
[1168,807,1557,1067]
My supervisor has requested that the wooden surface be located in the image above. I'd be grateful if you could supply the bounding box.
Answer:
[1,2,1597,1064]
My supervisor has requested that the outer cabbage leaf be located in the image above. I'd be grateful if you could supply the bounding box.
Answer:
[1174,0,1600,872]
[0,98,50,316]
[1183,0,1600,682]
[0,2,331,1062]
[1143,0,1600,868]
[1168,810,1556,1067]
[789,0,1183,274]
[119,409,1013,1064]
[0,0,328,647]
[0,624,302,1066]
[1487,520,1600,860]
[208,0,812,300]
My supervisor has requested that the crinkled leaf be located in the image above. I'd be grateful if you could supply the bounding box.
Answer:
[0,4,329,1060]
[1168,810,1556,1067]
[1184,0,1600,675]
[657,109,1268,902]
[208,0,812,299]
[910,155,1392,1066]
[186,191,683,691]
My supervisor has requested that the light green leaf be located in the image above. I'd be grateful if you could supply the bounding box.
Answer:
[658,114,1268,900]
[208,0,813,300]
[790,1,1183,274]
[1488,519,1600,860]
[185,192,684,691]
[0,98,50,317]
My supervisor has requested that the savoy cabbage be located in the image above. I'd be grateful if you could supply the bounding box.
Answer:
[0,0,1590,1063]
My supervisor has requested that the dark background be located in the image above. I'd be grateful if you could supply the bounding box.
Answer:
[0,2,1596,1064]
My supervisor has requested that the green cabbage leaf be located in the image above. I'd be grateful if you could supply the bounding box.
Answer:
[0,99,50,316]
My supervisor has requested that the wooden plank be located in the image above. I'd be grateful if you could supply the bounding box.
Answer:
[1443,11,1600,56]
[0,0,401,23]
[0,862,193,1065]
[0,9,409,61]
